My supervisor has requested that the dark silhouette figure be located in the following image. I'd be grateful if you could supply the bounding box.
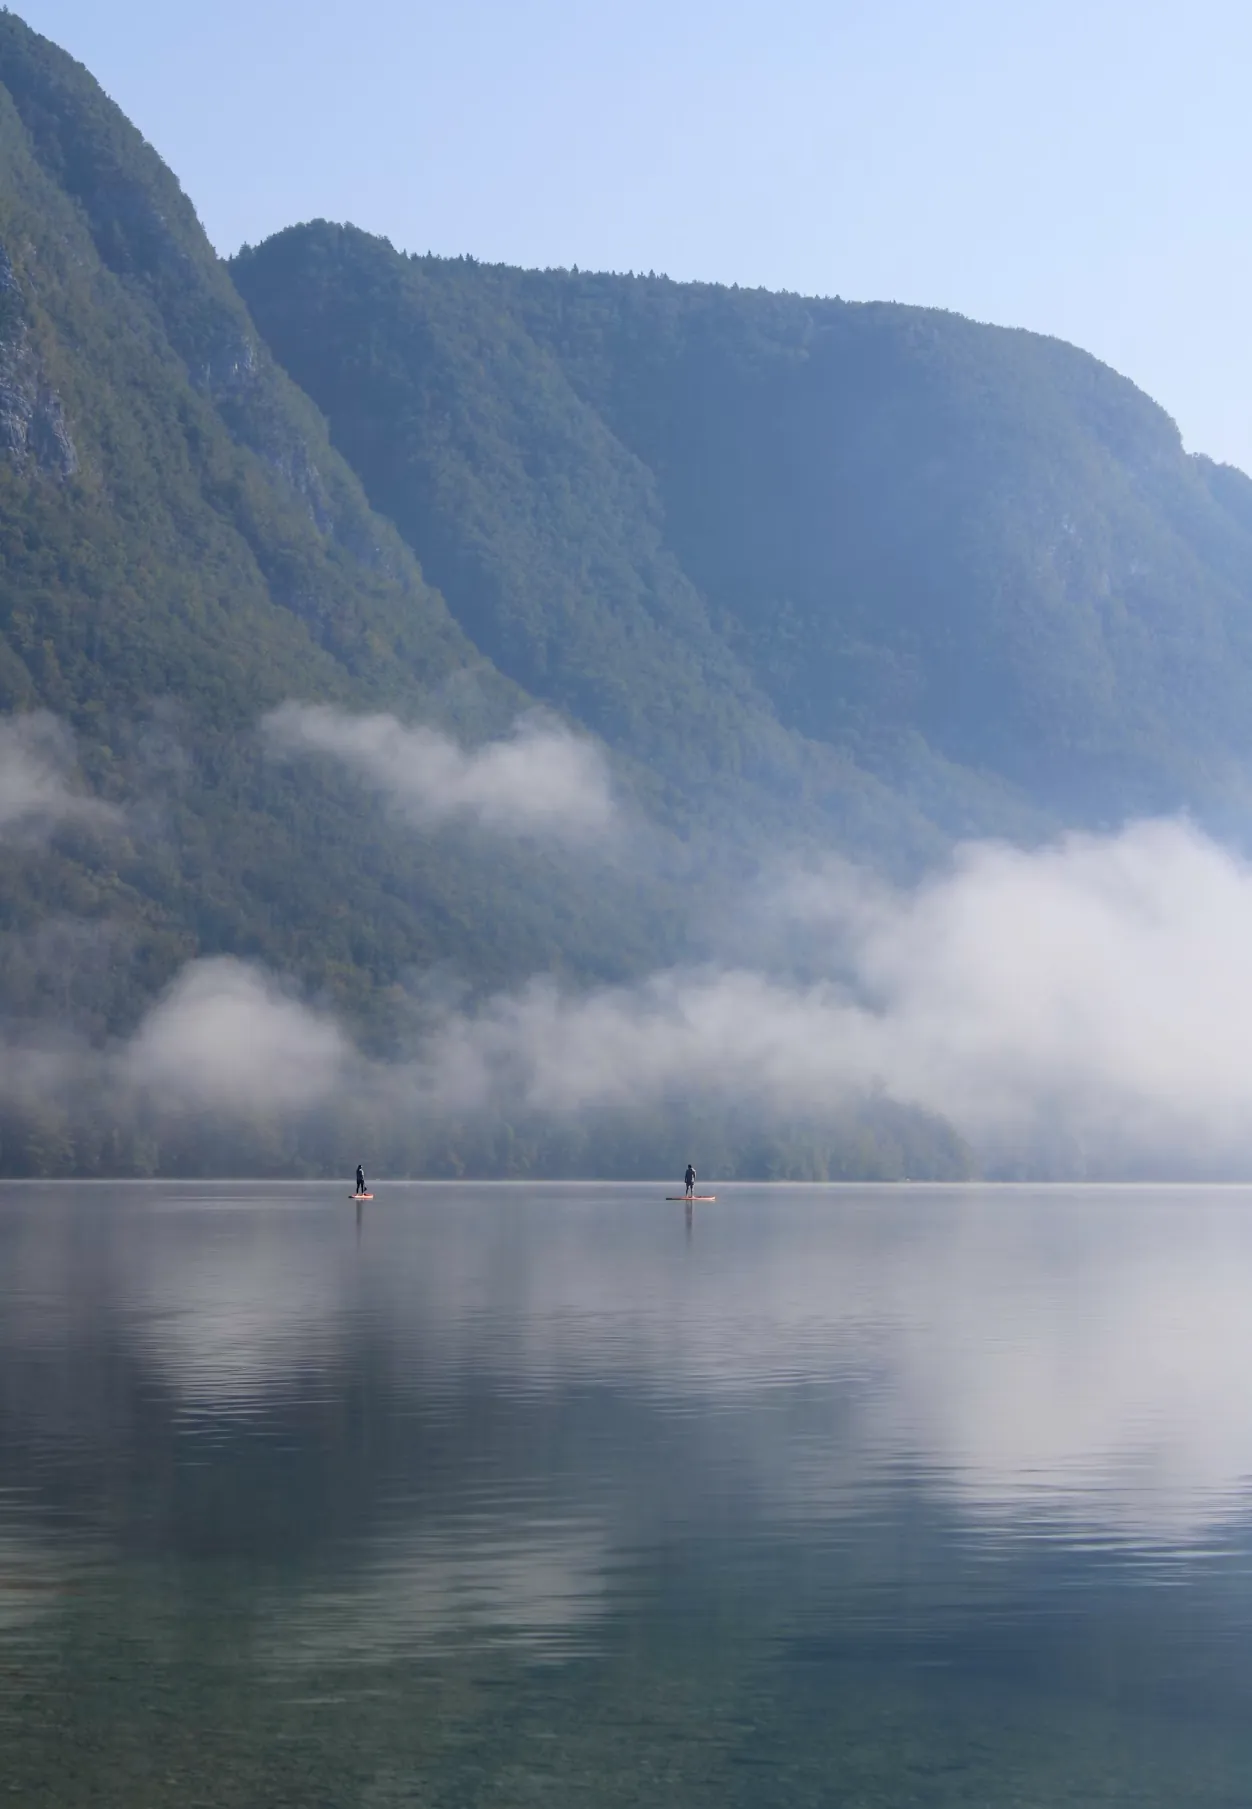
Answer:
[684,1163,696,1200]
[355,1165,366,1196]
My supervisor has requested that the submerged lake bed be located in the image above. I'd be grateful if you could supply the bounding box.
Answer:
[2,1181,1252,1805]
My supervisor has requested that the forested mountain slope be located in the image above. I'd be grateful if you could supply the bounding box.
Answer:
[3,10,1250,1178]
[234,224,1252,834]
[0,14,676,1054]
[232,231,948,860]
[0,15,963,1178]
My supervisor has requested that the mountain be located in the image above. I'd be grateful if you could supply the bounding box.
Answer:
[0,12,681,1058]
[3,12,1250,1178]
[233,224,1252,839]
[0,14,936,1179]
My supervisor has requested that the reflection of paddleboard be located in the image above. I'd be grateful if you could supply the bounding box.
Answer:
[667,1195,716,1201]
[350,1192,374,1201]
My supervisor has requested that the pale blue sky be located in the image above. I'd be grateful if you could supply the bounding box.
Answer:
[12,0,1252,471]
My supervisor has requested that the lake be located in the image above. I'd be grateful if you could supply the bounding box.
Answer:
[2,1180,1252,1805]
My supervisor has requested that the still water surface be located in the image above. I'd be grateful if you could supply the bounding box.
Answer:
[3,1181,1252,1804]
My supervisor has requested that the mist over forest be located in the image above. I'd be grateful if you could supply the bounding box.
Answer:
[0,12,1250,1178]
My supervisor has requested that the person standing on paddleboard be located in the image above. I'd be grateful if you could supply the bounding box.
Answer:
[684,1163,696,1200]
[356,1165,366,1197]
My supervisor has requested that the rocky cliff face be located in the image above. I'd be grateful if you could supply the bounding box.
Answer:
[0,241,75,477]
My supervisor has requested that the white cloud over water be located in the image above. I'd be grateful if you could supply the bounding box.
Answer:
[263,704,616,841]
[393,818,1252,1169]
[7,816,1252,1174]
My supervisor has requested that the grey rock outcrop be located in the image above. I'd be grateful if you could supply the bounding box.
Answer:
[0,242,76,478]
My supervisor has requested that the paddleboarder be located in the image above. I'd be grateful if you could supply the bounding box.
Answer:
[684,1163,696,1200]
[355,1164,366,1198]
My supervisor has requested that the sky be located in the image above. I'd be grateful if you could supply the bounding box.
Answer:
[10,0,1252,472]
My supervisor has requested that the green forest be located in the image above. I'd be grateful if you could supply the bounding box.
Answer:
[0,12,1249,1176]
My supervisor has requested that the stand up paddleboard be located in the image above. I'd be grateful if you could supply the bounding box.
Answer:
[350,1192,374,1201]
[667,1194,716,1201]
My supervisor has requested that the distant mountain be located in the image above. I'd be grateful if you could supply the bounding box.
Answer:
[4,10,1251,1178]
[234,224,1252,837]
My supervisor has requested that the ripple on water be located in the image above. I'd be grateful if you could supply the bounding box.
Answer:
[2,1182,1252,1805]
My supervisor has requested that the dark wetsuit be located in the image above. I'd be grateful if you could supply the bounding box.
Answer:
[684,1165,696,1198]
[356,1167,366,1196]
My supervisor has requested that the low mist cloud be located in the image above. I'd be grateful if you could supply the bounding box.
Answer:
[263,705,615,841]
[0,958,348,1139]
[402,818,1252,1170]
[124,959,348,1115]
[783,817,1252,1163]
[0,713,113,836]
[7,817,1252,1174]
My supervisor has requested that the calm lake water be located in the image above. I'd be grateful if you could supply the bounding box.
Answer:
[3,1181,1252,1805]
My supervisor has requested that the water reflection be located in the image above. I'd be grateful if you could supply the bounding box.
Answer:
[3,1183,1252,1804]
[270,1515,611,1664]
[0,1527,90,1636]
[8,1185,1252,1533]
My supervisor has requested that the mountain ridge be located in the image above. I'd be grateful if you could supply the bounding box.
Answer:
[0,13,684,1055]
[0,11,1250,1177]
[233,221,1252,845]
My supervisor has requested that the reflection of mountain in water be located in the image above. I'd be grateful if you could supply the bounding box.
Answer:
[7,1184,1252,1545]
[6,1183,1252,1803]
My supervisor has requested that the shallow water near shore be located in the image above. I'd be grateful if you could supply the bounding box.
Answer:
[3,1179,1252,1805]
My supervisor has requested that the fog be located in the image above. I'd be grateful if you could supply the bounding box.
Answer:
[263,704,616,841]
[124,959,349,1116]
[0,712,115,836]
[8,698,1252,1172]
[371,818,1252,1170]
[6,819,1252,1172]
